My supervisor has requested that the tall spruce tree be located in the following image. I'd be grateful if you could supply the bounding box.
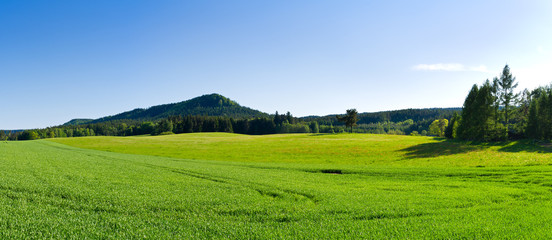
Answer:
[458,84,479,140]
[497,65,519,126]
[458,81,506,141]
[526,98,539,139]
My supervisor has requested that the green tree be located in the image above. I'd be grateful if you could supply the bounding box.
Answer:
[458,84,479,139]
[19,130,39,140]
[429,119,448,137]
[510,88,531,138]
[336,109,358,133]
[458,80,506,141]
[526,98,539,138]
[154,119,173,135]
[0,131,7,141]
[309,121,319,134]
[445,112,460,139]
[527,87,552,139]
[496,65,519,127]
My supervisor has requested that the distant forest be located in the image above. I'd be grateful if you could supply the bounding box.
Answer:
[1,94,458,140]
[2,108,460,141]
[5,66,552,142]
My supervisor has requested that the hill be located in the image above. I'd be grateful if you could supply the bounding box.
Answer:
[63,92,460,127]
[63,119,94,126]
[65,94,268,125]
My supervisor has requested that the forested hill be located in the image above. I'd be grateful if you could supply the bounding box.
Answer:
[303,108,461,125]
[64,94,268,125]
[64,119,94,126]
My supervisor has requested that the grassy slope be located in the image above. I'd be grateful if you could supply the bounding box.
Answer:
[1,134,552,238]
[50,133,552,167]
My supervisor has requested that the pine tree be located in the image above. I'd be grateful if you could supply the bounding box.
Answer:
[336,109,358,133]
[526,99,539,139]
[497,65,519,127]
[458,81,506,141]
[458,84,479,140]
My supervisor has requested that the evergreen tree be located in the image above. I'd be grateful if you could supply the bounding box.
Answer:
[274,111,283,125]
[497,65,519,127]
[458,84,479,140]
[526,98,539,139]
[458,81,506,141]
[336,109,358,133]
[309,121,319,134]
[285,112,293,124]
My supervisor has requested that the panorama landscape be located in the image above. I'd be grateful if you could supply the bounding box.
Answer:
[2,1,552,239]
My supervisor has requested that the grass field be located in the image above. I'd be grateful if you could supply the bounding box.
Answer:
[2,133,552,238]
[50,133,552,167]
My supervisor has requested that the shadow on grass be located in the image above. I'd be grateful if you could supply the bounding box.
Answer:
[498,140,552,153]
[399,140,482,159]
[399,139,552,159]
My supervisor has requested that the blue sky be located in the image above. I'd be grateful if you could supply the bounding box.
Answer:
[1,1,552,129]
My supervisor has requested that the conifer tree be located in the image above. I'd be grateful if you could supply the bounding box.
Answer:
[497,65,519,126]
[458,81,506,141]
[445,112,460,139]
[526,99,539,139]
[458,84,479,139]
[336,109,358,133]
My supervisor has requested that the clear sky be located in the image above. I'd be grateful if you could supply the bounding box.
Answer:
[1,0,552,129]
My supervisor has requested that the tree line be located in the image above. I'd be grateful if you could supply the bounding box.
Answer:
[24,81,551,141]
[441,64,552,141]
[7,108,451,141]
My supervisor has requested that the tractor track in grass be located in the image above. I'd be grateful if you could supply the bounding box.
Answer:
[138,163,320,204]
[38,141,319,204]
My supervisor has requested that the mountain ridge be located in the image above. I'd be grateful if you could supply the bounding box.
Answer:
[64,93,461,126]
[64,93,268,125]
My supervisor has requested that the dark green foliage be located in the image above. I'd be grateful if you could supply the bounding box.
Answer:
[153,119,173,135]
[458,85,478,139]
[526,86,552,139]
[457,65,552,141]
[0,131,7,141]
[444,112,460,139]
[310,121,319,134]
[336,109,359,133]
[306,108,460,126]
[18,130,39,140]
[7,94,471,140]
[496,65,519,127]
[137,122,156,135]
[526,99,539,138]
[63,119,94,126]
[72,94,268,124]
[458,81,507,141]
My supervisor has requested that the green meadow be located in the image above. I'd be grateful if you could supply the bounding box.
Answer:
[2,133,552,238]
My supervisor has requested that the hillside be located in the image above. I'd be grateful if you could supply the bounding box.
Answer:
[65,94,268,125]
[63,92,461,127]
[63,119,94,126]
